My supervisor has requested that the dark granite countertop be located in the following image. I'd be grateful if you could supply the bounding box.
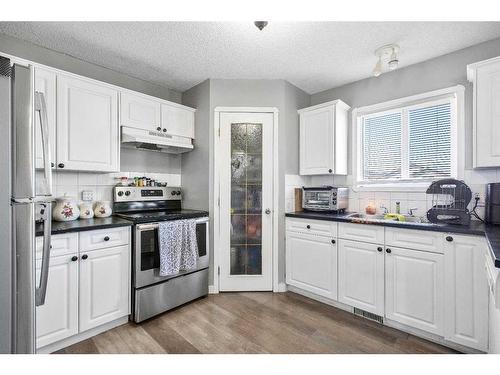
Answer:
[35,216,133,237]
[286,211,500,268]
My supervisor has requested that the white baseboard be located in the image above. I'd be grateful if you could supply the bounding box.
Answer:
[208,285,219,294]
[276,282,287,292]
[37,316,129,354]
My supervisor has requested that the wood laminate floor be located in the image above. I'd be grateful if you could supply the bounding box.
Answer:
[56,292,458,354]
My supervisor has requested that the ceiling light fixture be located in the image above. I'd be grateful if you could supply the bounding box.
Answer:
[372,44,400,77]
[254,21,268,31]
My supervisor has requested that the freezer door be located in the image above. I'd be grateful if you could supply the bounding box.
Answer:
[12,202,36,354]
[11,63,35,200]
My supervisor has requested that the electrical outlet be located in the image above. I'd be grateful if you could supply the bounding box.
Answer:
[82,190,94,202]
[474,192,485,207]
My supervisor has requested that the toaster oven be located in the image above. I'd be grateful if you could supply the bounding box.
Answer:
[302,186,349,212]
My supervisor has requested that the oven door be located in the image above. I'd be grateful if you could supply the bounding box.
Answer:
[134,217,209,288]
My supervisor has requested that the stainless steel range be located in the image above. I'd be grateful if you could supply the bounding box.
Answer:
[113,186,209,322]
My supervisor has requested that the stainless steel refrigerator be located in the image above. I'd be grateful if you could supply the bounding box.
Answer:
[0,56,53,354]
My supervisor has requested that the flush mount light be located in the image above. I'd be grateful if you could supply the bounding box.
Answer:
[372,44,400,77]
[254,21,268,31]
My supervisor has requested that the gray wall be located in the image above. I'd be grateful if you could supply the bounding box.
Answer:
[181,79,309,287]
[181,79,211,210]
[0,33,183,175]
[311,37,500,175]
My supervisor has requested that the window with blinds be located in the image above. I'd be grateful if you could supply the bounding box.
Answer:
[359,97,455,183]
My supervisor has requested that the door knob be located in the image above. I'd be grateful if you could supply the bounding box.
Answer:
[265,209,271,214]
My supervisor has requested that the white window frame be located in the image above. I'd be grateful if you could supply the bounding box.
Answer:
[352,85,465,192]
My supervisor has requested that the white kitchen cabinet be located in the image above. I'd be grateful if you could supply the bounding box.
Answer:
[34,67,57,170]
[468,56,500,167]
[286,218,337,237]
[338,239,384,315]
[161,103,195,138]
[120,92,161,131]
[298,100,350,175]
[385,227,443,254]
[385,246,444,336]
[57,74,119,172]
[79,245,130,332]
[286,232,337,300]
[36,254,78,349]
[338,222,384,244]
[444,234,488,351]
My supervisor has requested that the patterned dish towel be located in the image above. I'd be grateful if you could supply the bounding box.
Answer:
[158,219,199,276]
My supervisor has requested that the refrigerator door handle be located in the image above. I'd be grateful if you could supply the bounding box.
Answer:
[34,91,52,196]
[35,202,51,306]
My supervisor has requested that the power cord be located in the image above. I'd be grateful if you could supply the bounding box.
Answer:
[471,196,485,223]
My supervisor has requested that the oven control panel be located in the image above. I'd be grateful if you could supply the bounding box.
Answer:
[114,186,182,202]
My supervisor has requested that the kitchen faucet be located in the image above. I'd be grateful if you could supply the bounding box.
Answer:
[380,205,388,214]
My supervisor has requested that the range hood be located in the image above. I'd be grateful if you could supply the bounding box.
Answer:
[121,126,194,154]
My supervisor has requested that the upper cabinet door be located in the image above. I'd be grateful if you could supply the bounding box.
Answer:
[120,92,161,131]
[161,104,195,138]
[34,67,56,170]
[468,57,500,167]
[57,75,119,172]
[299,100,349,175]
[300,106,334,175]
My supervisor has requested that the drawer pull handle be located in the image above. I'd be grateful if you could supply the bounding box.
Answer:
[377,247,383,252]
[71,256,78,262]
[446,236,453,242]
[331,239,336,244]
[81,254,88,260]
[386,248,392,254]
[306,225,311,229]
[104,236,110,241]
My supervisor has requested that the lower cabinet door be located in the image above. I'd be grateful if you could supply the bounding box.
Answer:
[79,245,130,332]
[286,232,337,300]
[36,254,79,349]
[444,234,488,351]
[338,239,385,315]
[385,246,444,336]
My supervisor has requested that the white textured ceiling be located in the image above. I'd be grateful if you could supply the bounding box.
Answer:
[1,22,500,94]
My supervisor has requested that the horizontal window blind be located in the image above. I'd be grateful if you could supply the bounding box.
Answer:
[362,112,402,180]
[359,97,454,183]
[408,103,451,179]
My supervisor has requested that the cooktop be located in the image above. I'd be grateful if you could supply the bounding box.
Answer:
[114,209,208,224]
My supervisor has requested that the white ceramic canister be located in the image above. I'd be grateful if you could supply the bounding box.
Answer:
[79,202,94,219]
[94,201,112,218]
[52,195,80,222]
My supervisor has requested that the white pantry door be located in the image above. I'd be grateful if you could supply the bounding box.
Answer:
[219,112,274,291]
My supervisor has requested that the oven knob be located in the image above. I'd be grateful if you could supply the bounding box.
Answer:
[332,192,337,197]
[125,191,131,196]
[176,191,181,195]
[117,191,124,197]
[333,200,337,204]
[171,191,176,195]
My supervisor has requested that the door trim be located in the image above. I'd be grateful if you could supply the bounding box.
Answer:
[213,107,279,293]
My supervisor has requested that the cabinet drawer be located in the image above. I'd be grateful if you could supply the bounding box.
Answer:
[286,218,337,237]
[80,227,130,252]
[385,228,443,254]
[36,232,78,259]
[338,223,384,244]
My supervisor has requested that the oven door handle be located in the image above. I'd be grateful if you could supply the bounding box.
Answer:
[136,217,209,231]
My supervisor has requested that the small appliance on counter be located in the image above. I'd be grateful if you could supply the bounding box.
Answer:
[426,178,472,226]
[302,186,348,213]
[486,183,500,224]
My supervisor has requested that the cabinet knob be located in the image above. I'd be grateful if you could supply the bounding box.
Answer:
[58,163,64,168]
[386,248,392,254]
[51,162,55,168]
[328,169,332,173]
[446,236,453,242]
[331,239,336,244]
[377,247,383,252]
[104,236,110,241]
[306,225,311,229]
[156,126,161,131]
[71,256,78,262]
[81,254,88,260]
[163,128,167,132]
